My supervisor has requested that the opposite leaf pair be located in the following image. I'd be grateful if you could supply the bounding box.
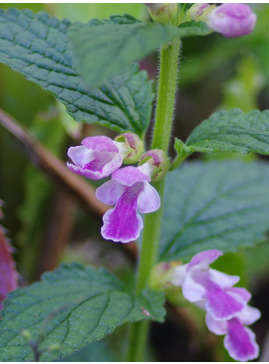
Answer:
[67,134,165,243]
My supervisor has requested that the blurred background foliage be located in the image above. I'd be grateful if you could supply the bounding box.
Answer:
[0,3,269,361]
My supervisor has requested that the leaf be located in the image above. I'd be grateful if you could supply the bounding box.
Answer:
[0,9,153,136]
[160,160,269,262]
[69,19,210,86]
[60,340,116,362]
[185,109,269,155]
[0,203,18,310]
[0,263,165,362]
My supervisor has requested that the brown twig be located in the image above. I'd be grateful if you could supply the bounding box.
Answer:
[0,109,107,216]
[0,108,138,258]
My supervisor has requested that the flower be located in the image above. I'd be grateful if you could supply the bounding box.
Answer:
[207,3,256,38]
[114,133,144,164]
[0,202,18,310]
[139,149,170,182]
[96,165,160,243]
[67,136,124,180]
[169,250,261,361]
[206,306,260,361]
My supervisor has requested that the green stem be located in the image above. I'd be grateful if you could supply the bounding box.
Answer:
[151,39,181,151]
[126,38,181,362]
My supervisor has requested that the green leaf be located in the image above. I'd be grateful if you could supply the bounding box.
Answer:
[185,109,269,155]
[0,9,153,136]
[69,19,210,86]
[160,160,269,262]
[60,340,116,362]
[0,263,165,362]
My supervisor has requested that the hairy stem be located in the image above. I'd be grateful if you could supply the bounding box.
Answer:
[127,38,181,362]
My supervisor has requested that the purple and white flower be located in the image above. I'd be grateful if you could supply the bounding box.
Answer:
[67,135,129,180]
[170,249,261,361]
[96,166,160,243]
[207,3,256,38]
[206,306,260,361]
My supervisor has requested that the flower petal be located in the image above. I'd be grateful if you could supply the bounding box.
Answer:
[101,185,143,243]
[237,305,261,326]
[224,318,259,361]
[112,166,150,186]
[82,136,119,152]
[67,145,94,167]
[209,269,240,289]
[137,182,160,213]
[205,279,244,320]
[205,313,228,335]
[187,250,223,272]
[228,287,251,304]
[96,180,125,205]
[170,265,187,287]
[182,273,206,302]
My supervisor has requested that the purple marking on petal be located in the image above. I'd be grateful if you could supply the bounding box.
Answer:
[208,3,256,38]
[112,166,150,186]
[96,180,125,205]
[209,269,240,289]
[66,162,103,180]
[205,313,228,335]
[81,136,119,152]
[224,318,259,361]
[137,182,160,213]
[187,250,223,272]
[238,305,261,326]
[101,183,144,243]
[204,279,244,320]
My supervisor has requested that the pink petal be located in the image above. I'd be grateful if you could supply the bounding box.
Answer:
[81,136,119,152]
[101,184,144,243]
[137,182,160,213]
[205,313,228,335]
[182,273,206,302]
[208,4,257,38]
[187,250,223,272]
[238,305,261,326]
[205,280,244,320]
[67,145,94,167]
[112,166,150,186]
[67,152,122,180]
[96,180,125,205]
[228,287,251,304]
[209,269,240,289]
[0,227,18,310]
[224,318,259,361]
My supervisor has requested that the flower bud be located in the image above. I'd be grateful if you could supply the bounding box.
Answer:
[145,3,177,24]
[149,261,187,306]
[207,4,256,38]
[114,133,144,164]
[139,149,170,182]
[187,3,215,20]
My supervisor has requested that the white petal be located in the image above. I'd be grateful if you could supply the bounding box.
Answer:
[205,313,228,335]
[209,269,240,289]
[96,180,125,205]
[182,274,206,302]
[137,182,160,213]
[237,305,261,326]
[67,145,94,167]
